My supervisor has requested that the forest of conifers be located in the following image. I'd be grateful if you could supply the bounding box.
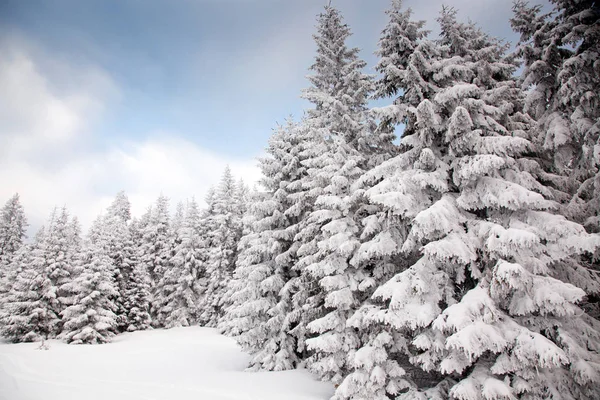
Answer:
[1,1,599,399]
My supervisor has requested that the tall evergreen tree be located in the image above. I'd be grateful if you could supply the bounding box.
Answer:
[333,3,437,396]
[337,6,600,400]
[155,199,205,328]
[107,190,132,222]
[199,168,244,326]
[37,207,76,335]
[137,195,171,325]
[512,0,600,232]
[512,0,600,319]
[102,192,136,331]
[292,4,390,384]
[0,194,28,265]
[0,227,59,342]
[141,195,171,288]
[0,194,28,314]
[223,120,309,371]
[125,217,152,332]
[60,238,119,344]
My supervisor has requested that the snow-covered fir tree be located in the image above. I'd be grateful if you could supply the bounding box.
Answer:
[171,201,185,238]
[334,3,439,398]
[199,168,245,327]
[152,200,185,327]
[140,195,171,289]
[373,0,438,130]
[124,216,152,332]
[277,123,325,362]
[60,238,119,344]
[137,195,171,325]
[336,6,600,400]
[222,120,311,371]
[36,207,77,335]
[102,192,137,331]
[66,217,82,252]
[512,0,600,232]
[59,215,84,313]
[155,198,205,328]
[0,194,28,266]
[107,190,132,222]
[512,0,600,318]
[0,194,28,314]
[0,227,60,342]
[291,4,394,384]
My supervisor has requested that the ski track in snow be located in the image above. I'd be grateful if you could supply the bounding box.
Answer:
[0,327,333,400]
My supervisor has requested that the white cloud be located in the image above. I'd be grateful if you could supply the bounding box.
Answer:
[85,136,262,221]
[0,36,261,236]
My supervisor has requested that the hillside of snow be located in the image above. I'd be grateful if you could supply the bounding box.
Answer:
[0,327,333,400]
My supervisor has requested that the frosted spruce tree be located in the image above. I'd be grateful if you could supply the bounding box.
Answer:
[67,216,82,253]
[0,194,28,266]
[335,3,441,398]
[198,167,244,327]
[171,201,185,238]
[58,215,84,314]
[141,195,171,288]
[0,194,28,312]
[124,217,152,332]
[107,190,131,222]
[512,0,600,232]
[336,7,600,400]
[0,227,60,342]
[155,199,205,328]
[137,195,171,324]
[373,0,437,130]
[291,4,395,384]
[102,192,137,331]
[0,246,30,323]
[60,239,119,344]
[152,200,185,327]
[34,207,76,336]
[222,120,310,371]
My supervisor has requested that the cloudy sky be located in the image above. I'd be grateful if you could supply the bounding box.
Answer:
[0,0,532,234]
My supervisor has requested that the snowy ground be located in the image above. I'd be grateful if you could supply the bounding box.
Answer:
[0,327,333,400]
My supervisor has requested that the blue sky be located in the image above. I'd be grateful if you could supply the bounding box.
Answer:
[0,0,532,232]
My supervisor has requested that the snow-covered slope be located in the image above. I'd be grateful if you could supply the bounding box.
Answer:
[0,327,333,400]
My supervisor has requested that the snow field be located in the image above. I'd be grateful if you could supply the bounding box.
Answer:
[0,327,333,400]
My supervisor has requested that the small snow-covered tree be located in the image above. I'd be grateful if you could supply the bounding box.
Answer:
[171,201,185,237]
[107,190,131,222]
[0,194,28,265]
[60,239,119,344]
[66,217,82,252]
[0,194,28,314]
[136,195,171,325]
[199,168,243,327]
[155,199,205,328]
[0,246,29,319]
[124,217,151,332]
[140,195,171,288]
[0,227,60,342]
[32,207,76,335]
[59,216,83,313]
[101,192,137,331]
